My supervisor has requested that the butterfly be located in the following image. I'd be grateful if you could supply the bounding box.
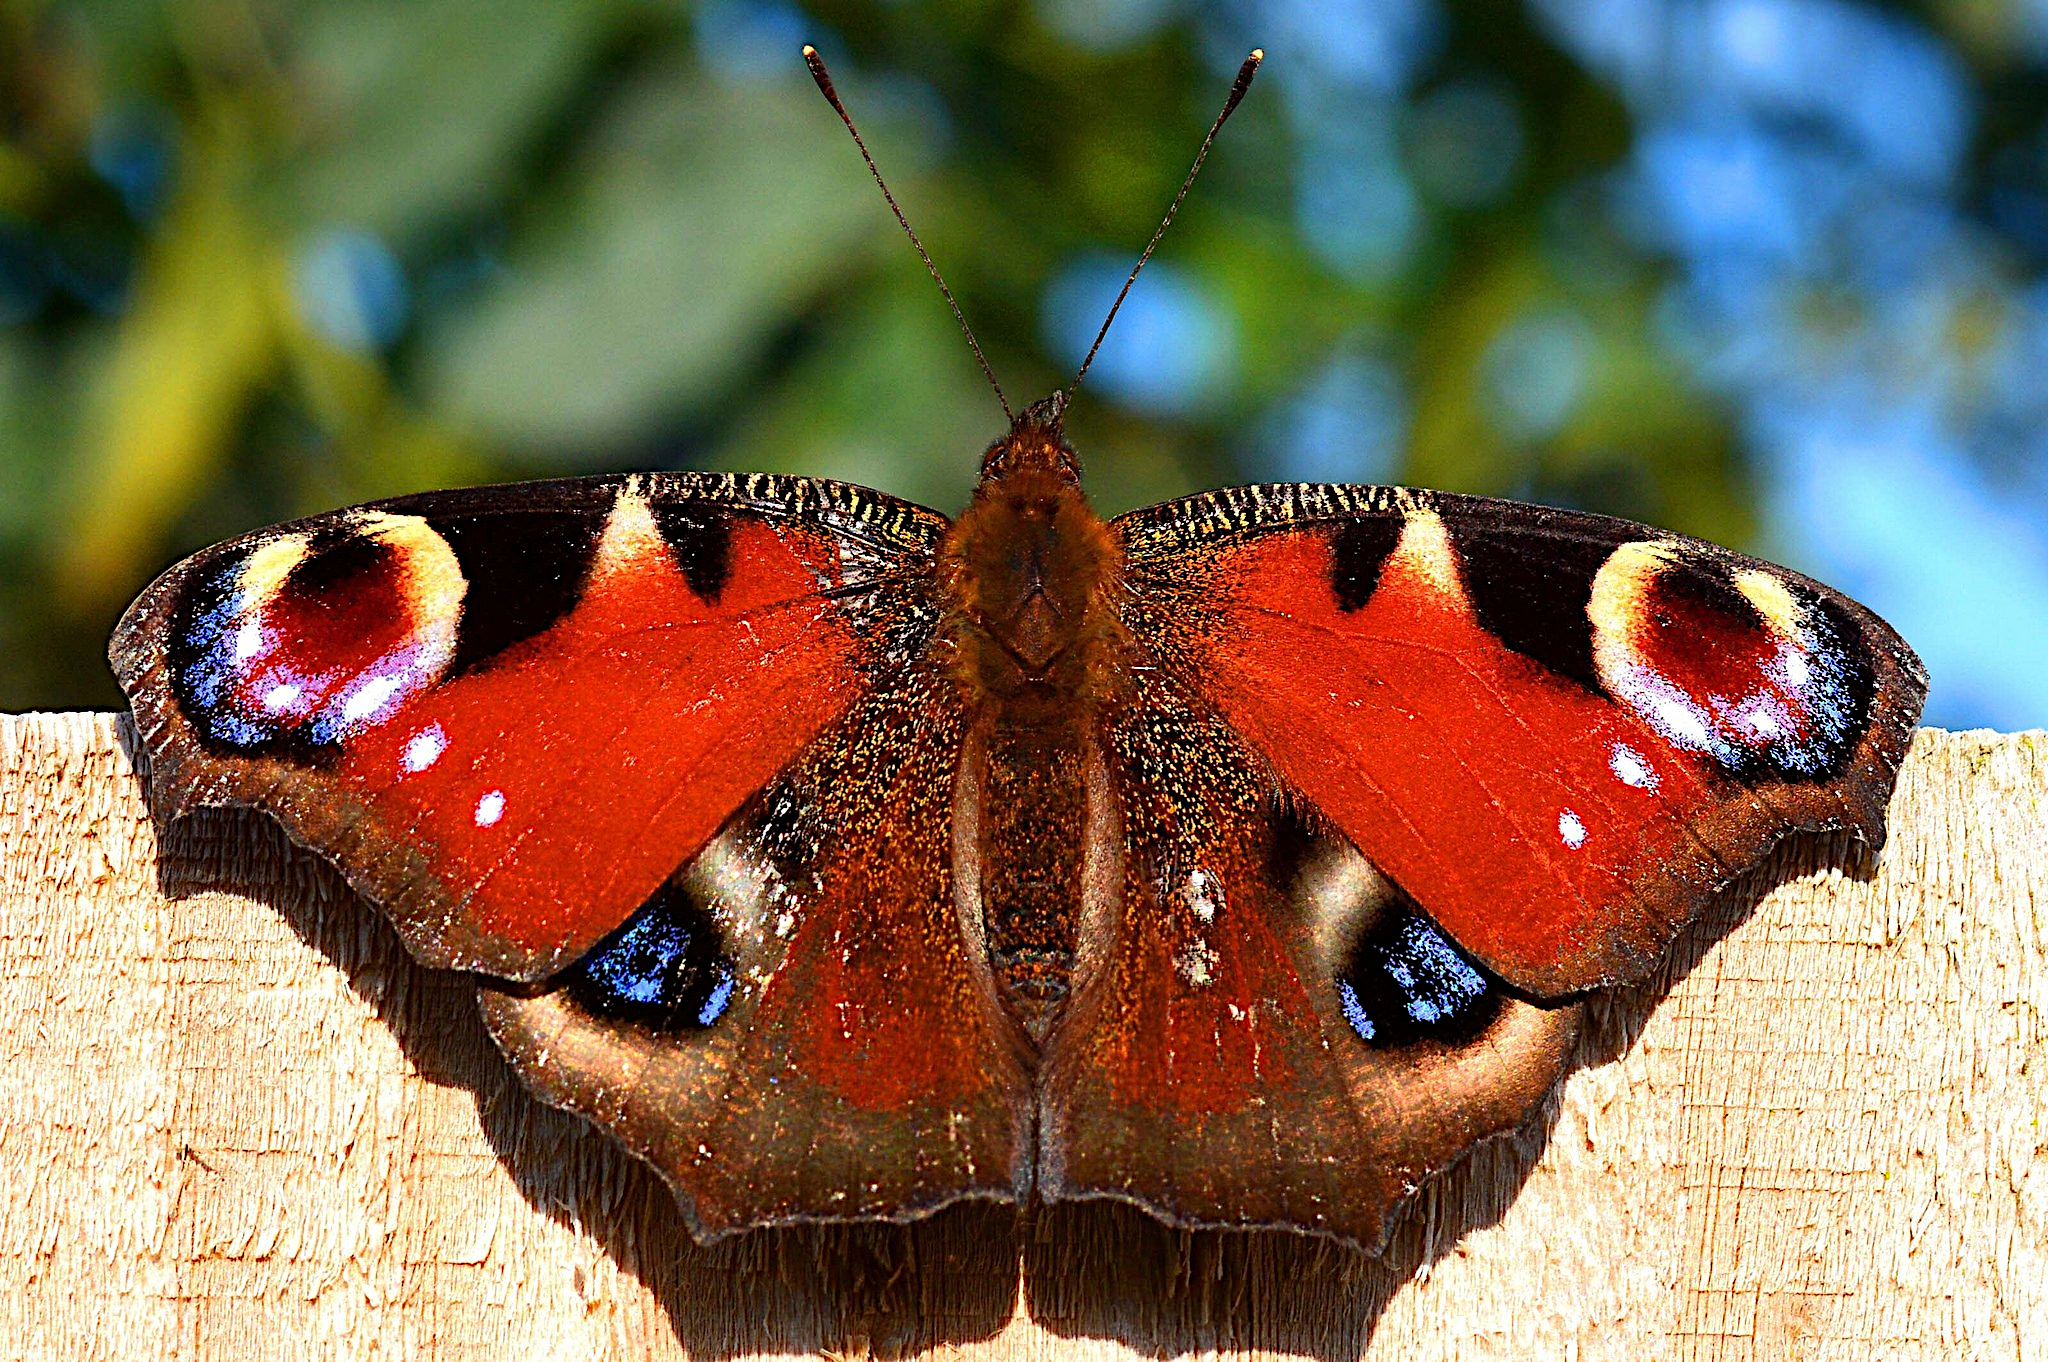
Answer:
[108,50,1926,1254]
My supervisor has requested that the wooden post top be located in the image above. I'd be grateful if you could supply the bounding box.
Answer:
[1,712,2043,1359]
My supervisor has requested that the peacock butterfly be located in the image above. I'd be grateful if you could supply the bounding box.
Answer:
[108,50,1925,1253]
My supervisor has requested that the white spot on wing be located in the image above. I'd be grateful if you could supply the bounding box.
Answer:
[1388,507,1464,598]
[260,682,302,713]
[1609,743,1659,791]
[593,482,666,580]
[1182,866,1224,924]
[400,723,448,774]
[1175,937,1219,988]
[1558,809,1587,849]
[1610,661,1724,758]
[474,789,506,827]
[340,671,405,724]
[1736,697,1784,737]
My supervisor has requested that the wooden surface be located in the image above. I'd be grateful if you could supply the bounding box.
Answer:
[0,711,2042,1360]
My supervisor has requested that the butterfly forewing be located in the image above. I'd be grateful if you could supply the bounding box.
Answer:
[111,473,951,979]
[1110,483,1927,997]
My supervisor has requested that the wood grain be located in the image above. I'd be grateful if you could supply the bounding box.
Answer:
[1,711,2041,1359]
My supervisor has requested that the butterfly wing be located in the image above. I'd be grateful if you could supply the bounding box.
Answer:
[1110,485,1926,997]
[113,473,1033,1232]
[113,473,940,978]
[1036,483,1922,1248]
[1038,677,1581,1248]
[478,649,1033,1237]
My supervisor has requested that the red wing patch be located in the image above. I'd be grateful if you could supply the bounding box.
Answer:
[1114,485,1926,996]
[112,473,948,980]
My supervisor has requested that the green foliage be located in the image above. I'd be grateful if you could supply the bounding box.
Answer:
[0,0,1842,706]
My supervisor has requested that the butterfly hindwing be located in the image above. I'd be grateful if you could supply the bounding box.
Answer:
[479,653,1034,1237]
[1037,678,1581,1248]
[1112,484,1927,997]
[110,473,950,980]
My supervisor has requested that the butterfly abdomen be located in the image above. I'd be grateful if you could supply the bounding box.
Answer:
[970,719,1092,1040]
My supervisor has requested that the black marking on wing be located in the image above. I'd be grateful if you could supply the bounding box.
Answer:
[1448,517,1638,693]
[283,528,386,596]
[1646,555,1761,633]
[653,505,735,604]
[1330,517,1405,613]
[429,507,608,676]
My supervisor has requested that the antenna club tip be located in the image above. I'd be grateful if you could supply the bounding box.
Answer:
[1249,48,1264,62]
[803,45,838,101]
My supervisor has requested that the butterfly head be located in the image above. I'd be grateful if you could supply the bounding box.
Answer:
[980,392,1081,485]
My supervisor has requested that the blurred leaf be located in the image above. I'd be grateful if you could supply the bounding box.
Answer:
[0,142,47,217]
[276,0,614,239]
[0,335,66,540]
[416,64,900,455]
[1188,208,1387,416]
[1407,234,1547,492]
[1403,230,1745,539]
[1068,410,1212,519]
[274,304,487,506]
[1560,282,1749,545]
[55,134,277,607]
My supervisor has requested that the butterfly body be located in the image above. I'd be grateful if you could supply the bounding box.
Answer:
[110,390,1925,1249]
[941,398,1126,1041]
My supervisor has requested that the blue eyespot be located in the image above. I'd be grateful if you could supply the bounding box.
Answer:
[1335,910,1498,1047]
[170,563,280,750]
[570,882,735,1031]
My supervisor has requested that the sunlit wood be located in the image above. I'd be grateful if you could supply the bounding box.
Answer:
[2,712,2040,1358]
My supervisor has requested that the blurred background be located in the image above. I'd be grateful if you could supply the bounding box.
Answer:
[1,0,2043,729]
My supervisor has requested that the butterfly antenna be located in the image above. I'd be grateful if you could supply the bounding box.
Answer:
[1069,49,1263,407]
[805,45,1012,424]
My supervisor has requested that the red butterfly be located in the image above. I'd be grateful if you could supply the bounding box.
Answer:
[109,51,1925,1253]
